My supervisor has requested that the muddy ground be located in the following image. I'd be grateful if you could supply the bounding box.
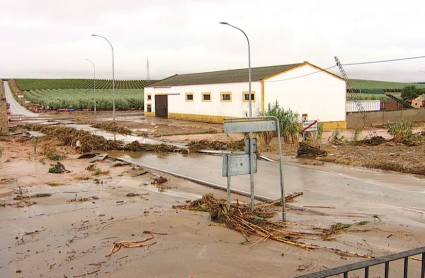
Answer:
[2,111,425,277]
[45,110,425,177]
[1,137,425,278]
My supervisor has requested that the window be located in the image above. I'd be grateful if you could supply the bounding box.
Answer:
[202,92,211,102]
[147,104,152,112]
[147,94,152,101]
[185,93,194,102]
[242,91,256,102]
[220,92,232,102]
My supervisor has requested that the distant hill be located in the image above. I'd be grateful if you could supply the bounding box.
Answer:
[348,79,425,90]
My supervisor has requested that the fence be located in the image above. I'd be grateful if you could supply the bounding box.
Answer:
[347,109,425,128]
[346,100,381,113]
[295,246,425,278]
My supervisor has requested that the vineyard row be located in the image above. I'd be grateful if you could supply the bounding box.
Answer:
[23,89,144,110]
[16,79,158,90]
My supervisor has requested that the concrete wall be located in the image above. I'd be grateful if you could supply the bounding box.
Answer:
[347,109,425,128]
[145,81,262,122]
[263,64,347,123]
[0,98,8,135]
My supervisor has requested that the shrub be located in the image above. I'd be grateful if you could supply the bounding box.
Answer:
[259,101,300,143]
[387,119,413,141]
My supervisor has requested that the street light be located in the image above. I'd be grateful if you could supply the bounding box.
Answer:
[85,59,96,115]
[91,34,115,121]
[219,22,256,212]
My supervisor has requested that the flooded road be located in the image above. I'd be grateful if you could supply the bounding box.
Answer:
[116,152,425,227]
[1,151,425,277]
[3,81,39,117]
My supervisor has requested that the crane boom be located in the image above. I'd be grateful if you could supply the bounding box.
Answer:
[335,56,378,139]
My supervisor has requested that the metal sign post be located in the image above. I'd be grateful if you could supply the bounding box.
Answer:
[226,154,231,208]
[302,120,318,145]
[223,116,286,221]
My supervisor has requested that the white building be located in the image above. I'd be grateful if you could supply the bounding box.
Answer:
[144,62,347,129]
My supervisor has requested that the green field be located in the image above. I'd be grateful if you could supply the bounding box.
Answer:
[23,89,143,110]
[346,93,396,101]
[349,79,425,91]
[15,79,157,90]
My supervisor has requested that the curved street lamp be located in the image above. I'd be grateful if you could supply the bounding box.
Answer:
[91,34,116,121]
[85,59,96,115]
[219,22,256,211]
[219,22,286,220]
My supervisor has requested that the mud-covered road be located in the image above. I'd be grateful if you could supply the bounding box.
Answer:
[3,81,39,117]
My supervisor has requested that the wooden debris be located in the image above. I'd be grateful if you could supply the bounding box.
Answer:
[303,206,336,209]
[105,234,160,257]
[177,194,372,258]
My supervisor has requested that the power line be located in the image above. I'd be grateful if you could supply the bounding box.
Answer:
[343,55,425,66]
[265,55,425,83]
[265,65,337,83]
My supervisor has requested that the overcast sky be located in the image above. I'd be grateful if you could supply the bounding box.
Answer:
[1,0,425,82]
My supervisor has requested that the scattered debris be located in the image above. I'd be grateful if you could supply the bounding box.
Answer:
[126,193,140,197]
[123,141,187,153]
[88,153,108,163]
[187,139,245,152]
[23,124,122,152]
[91,122,133,135]
[129,168,148,177]
[151,175,168,185]
[85,164,97,171]
[105,234,158,257]
[85,164,109,176]
[48,162,70,174]
[46,182,64,187]
[109,161,129,167]
[78,152,99,159]
[176,194,372,258]
[297,142,327,158]
[68,195,98,203]
[13,193,52,200]
[354,136,386,146]
[0,200,37,208]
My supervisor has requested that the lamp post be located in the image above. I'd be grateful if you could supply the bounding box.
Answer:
[219,22,256,211]
[91,34,115,121]
[85,59,96,115]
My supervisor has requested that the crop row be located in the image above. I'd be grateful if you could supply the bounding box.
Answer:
[16,79,158,90]
[23,89,144,110]
[349,79,425,90]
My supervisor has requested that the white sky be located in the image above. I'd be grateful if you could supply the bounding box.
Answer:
[1,0,425,82]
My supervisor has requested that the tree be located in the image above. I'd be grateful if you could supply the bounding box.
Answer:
[401,86,420,100]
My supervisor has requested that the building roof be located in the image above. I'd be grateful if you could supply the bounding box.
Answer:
[147,63,309,87]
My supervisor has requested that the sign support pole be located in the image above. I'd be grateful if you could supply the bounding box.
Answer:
[223,116,286,222]
[226,154,231,209]
[276,118,286,221]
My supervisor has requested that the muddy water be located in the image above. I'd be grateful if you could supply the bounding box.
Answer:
[114,152,425,228]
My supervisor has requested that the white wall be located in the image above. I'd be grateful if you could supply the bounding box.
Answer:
[346,100,380,112]
[145,82,262,118]
[263,64,346,122]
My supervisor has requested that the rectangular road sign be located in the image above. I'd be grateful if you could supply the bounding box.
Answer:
[302,120,318,132]
[224,120,276,133]
[222,153,257,177]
